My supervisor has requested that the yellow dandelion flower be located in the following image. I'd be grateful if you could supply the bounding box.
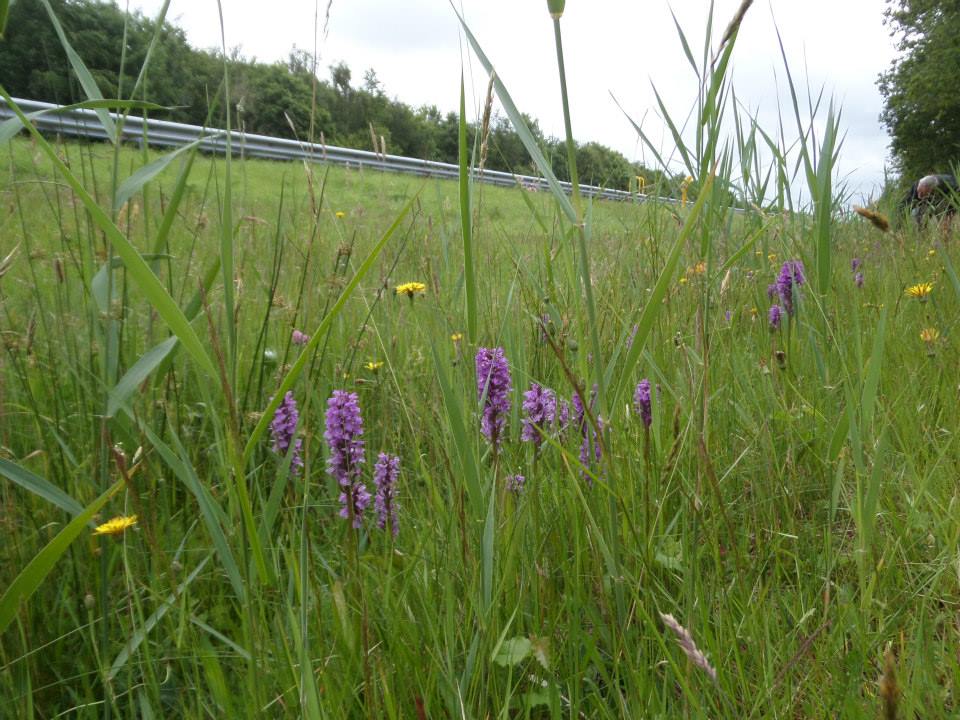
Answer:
[395,281,427,298]
[905,282,933,301]
[335,211,346,219]
[365,361,384,371]
[93,515,137,536]
[920,328,939,343]
[451,332,463,342]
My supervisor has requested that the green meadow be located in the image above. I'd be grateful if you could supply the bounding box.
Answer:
[2,3,960,718]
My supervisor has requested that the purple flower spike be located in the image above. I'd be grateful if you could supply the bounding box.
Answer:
[774,260,805,316]
[292,329,310,346]
[769,304,782,330]
[573,385,602,482]
[373,453,400,537]
[851,258,862,273]
[324,390,368,528]
[269,391,304,476]
[521,383,557,449]
[506,474,525,493]
[855,272,864,288]
[634,379,652,428]
[476,347,512,450]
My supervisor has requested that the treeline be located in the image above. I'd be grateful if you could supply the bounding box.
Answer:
[0,0,689,195]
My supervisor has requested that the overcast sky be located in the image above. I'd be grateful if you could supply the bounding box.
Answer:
[128,0,899,202]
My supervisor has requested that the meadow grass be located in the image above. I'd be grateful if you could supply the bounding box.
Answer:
[2,2,960,718]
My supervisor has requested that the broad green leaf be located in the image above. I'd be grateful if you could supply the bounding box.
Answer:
[0,479,124,636]
[494,637,532,668]
[0,458,84,517]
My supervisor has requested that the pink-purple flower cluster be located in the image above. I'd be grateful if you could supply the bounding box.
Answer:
[291,329,310,346]
[373,452,400,537]
[521,383,557,450]
[851,258,864,288]
[506,474,525,493]
[573,386,602,480]
[769,304,782,330]
[269,391,304,476]
[476,347,512,450]
[634,379,652,428]
[324,390,370,528]
[767,260,805,316]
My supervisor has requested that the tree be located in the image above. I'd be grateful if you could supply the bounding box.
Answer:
[878,1,960,179]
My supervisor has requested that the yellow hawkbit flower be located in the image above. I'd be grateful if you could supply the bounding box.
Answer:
[93,515,137,536]
[679,277,688,285]
[928,249,936,257]
[365,361,384,372]
[693,261,706,275]
[335,211,346,219]
[920,328,939,344]
[395,281,427,298]
[750,307,758,318]
[451,333,463,342]
[905,282,933,301]
[767,253,777,263]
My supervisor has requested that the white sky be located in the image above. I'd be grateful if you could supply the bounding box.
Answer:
[127,0,899,202]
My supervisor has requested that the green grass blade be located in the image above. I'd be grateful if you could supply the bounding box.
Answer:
[108,554,212,681]
[0,0,9,38]
[242,191,419,467]
[0,458,85,517]
[106,337,178,417]
[459,74,477,343]
[0,479,123,636]
[0,100,165,145]
[114,135,215,213]
[860,305,887,431]
[38,0,117,142]
[609,172,715,409]
[0,90,219,381]
[451,3,577,224]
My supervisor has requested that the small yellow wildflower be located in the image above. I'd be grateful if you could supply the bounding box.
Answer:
[905,282,933,301]
[920,328,939,344]
[693,261,706,275]
[750,307,758,318]
[365,361,384,372]
[754,250,763,257]
[93,515,137,536]
[335,211,346,219]
[767,253,777,263]
[395,281,427,298]
[451,333,463,342]
[928,249,936,257]
[679,277,688,285]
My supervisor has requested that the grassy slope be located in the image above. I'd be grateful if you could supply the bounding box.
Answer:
[1,134,959,718]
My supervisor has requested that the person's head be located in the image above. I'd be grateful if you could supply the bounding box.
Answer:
[917,175,940,199]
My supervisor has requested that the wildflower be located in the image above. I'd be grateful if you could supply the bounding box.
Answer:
[768,304,782,330]
[269,391,304,476]
[335,211,346,219]
[724,309,732,324]
[506,474,526,493]
[906,282,933,301]
[373,453,400,537]
[291,329,310,346]
[396,281,427,298]
[93,515,137,536]
[573,386,602,479]
[659,612,718,682]
[679,277,688,285]
[750,307,758,319]
[855,272,864,288]
[692,261,706,275]
[521,383,557,449]
[768,253,777,263]
[928,249,936,257]
[851,258,862,272]
[451,332,463,342]
[324,390,369,528]
[556,399,571,435]
[476,347,512,450]
[920,327,939,344]
[772,260,805,315]
[365,361,384,372]
[634,379,652,428]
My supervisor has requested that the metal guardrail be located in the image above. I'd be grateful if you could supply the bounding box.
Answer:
[0,97,676,205]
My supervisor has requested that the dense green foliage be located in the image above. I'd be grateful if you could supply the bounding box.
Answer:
[0,0,679,192]
[878,0,960,178]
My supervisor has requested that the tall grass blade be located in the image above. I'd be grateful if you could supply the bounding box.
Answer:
[0,90,220,380]
[37,0,117,141]
[459,74,478,343]
[0,478,123,635]
[0,458,85,517]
